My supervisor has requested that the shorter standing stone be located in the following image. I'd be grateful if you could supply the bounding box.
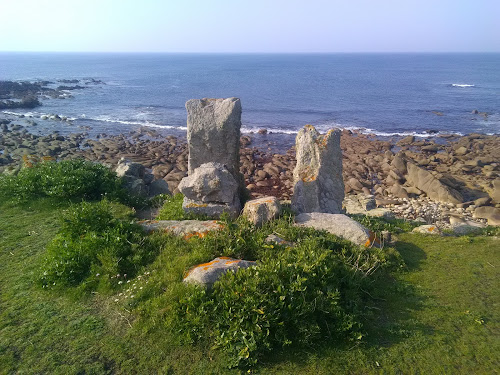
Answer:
[292,125,344,214]
[294,213,380,248]
[183,257,256,288]
[242,196,282,227]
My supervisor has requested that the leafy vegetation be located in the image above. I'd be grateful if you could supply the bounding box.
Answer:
[0,158,125,202]
[39,200,157,292]
[0,159,498,373]
[156,193,209,220]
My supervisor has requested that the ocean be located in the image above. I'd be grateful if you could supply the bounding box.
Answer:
[1,52,499,148]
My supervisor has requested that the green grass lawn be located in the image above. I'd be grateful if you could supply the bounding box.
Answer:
[1,199,499,374]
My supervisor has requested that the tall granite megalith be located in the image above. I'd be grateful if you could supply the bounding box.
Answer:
[179,98,243,218]
[291,125,344,214]
[186,98,242,178]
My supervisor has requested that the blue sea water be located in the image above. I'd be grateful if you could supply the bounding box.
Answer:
[1,53,499,144]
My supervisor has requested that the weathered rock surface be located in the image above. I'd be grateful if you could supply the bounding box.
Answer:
[406,162,463,204]
[242,196,282,227]
[294,212,379,247]
[292,126,344,214]
[265,234,294,247]
[115,158,145,178]
[182,197,241,219]
[185,97,242,184]
[139,219,223,239]
[473,206,500,226]
[412,225,442,235]
[450,222,484,235]
[183,257,256,287]
[343,194,395,219]
[178,162,238,203]
[148,179,171,197]
[178,162,241,219]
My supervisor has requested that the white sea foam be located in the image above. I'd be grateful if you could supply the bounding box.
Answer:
[88,115,187,131]
[451,83,475,87]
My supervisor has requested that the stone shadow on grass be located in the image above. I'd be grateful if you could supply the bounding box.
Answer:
[258,240,431,369]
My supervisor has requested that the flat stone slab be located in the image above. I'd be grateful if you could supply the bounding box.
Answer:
[294,212,380,248]
[412,224,442,235]
[183,257,256,287]
[139,220,223,239]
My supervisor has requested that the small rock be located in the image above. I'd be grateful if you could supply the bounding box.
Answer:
[183,257,256,287]
[242,196,281,227]
[412,225,442,235]
[295,212,380,247]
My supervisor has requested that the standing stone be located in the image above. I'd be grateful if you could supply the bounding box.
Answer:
[186,98,242,182]
[292,125,344,214]
[180,98,244,218]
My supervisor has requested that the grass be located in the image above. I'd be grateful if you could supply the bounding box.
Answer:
[0,198,499,374]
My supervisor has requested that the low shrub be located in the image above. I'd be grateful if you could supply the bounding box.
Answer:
[156,193,209,220]
[170,230,402,367]
[39,200,156,291]
[0,158,124,202]
[351,214,419,233]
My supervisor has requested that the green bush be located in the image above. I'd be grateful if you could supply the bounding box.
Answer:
[156,193,208,220]
[351,214,419,233]
[39,200,155,291]
[0,159,124,202]
[171,233,400,367]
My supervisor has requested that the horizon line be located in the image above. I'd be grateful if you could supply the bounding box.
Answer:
[1,50,499,54]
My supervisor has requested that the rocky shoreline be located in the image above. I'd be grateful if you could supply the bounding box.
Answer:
[1,112,499,227]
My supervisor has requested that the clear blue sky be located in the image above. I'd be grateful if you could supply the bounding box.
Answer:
[0,0,498,52]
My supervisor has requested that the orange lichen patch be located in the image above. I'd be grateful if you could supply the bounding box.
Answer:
[225,260,241,266]
[428,226,436,232]
[183,231,209,240]
[183,257,236,277]
[364,231,381,248]
[247,198,275,205]
[298,166,317,183]
[185,202,208,208]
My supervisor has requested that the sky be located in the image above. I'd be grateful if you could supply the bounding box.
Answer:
[0,0,498,53]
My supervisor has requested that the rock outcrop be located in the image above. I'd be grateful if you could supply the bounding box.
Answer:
[292,125,344,214]
[115,158,169,197]
[406,162,463,204]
